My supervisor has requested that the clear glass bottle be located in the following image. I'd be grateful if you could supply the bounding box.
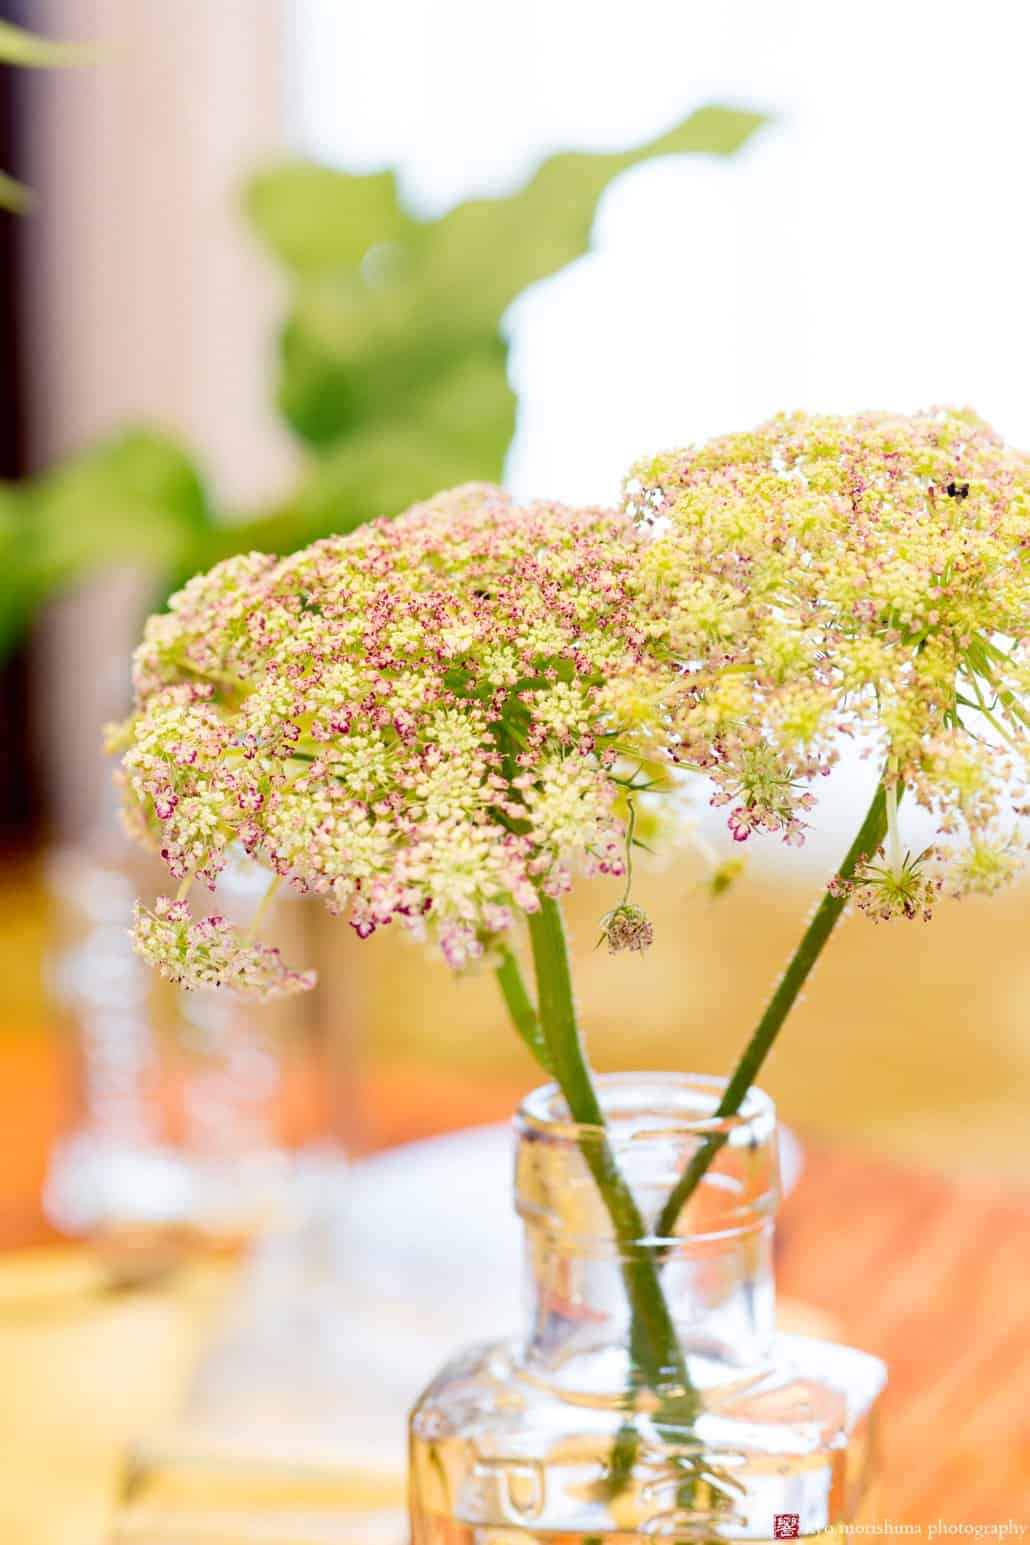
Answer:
[409,1073,884,1542]
[43,831,349,1270]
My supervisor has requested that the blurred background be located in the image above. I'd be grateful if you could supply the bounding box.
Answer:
[1,2,1029,1540]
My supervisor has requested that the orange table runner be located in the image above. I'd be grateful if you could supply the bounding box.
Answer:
[777,1144,1030,1523]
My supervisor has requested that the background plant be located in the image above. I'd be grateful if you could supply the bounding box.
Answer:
[0,20,91,212]
[0,105,763,659]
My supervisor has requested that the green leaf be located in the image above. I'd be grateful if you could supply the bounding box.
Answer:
[0,483,32,656]
[21,430,213,606]
[252,104,765,465]
[0,429,217,660]
[423,104,767,320]
[0,20,93,68]
[0,22,93,216]
[2,104,765,653]
[275,276,497,447]
[0,172,32,214]
[199,364,515,565]
[649,103,767,157]
[244,160,416,276]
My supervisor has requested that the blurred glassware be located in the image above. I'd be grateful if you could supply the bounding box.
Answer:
[42,826,349,1276]
[109,1119,804,1542]
[107,1128,521,1545]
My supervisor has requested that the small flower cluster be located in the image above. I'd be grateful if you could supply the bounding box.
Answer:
[830,851,942,923]
[626,409,1030,916]
[599,902,654,955]
[115,485,679,989]
[133,897,315,996]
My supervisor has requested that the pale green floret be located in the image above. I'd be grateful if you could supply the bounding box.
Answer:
[951,839,1021,896]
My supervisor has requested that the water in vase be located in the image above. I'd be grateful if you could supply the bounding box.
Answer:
[409,1076,884,1543]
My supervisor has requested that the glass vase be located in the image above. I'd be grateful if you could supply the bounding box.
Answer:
[43,829,349,1271]
[409,1073,884,1542]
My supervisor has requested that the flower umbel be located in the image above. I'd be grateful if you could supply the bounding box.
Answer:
[830,849,942,922]
[627,409,1030,911]
[116,485,683,988]
[132,897,315,997]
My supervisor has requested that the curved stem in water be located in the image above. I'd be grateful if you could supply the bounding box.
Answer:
[656,779,891,1238]
[498,898,696,1406]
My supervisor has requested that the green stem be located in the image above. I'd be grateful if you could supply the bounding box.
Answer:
[242,874,282,946]
[656,779,890,1239]
[522,897,696,1404]
[496,947,553,1073]
[620,799,637,906]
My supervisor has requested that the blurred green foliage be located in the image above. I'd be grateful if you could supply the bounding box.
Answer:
[0,20,92,212]
[1,104,764,652]
[0,20,91,67]
[0,432,212,655]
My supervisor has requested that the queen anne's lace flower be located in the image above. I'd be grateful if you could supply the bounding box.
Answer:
[115,485,680,986]
[626,409,1030,914]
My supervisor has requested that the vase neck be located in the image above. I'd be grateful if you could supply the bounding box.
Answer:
[514,1074,780,1386]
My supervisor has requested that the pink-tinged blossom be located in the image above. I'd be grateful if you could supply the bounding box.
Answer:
[627,409,1030,915]
[132,898,315,998]
[831,852,943,923]
[599,902,654,955]
[114,484,684,987]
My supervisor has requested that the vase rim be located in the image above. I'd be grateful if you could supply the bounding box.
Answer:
[516,1071,775,1144]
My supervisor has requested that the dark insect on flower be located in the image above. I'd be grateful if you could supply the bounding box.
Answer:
[945,481,970,500]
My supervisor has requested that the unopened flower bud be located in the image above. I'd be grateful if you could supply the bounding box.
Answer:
[599,902,654,955]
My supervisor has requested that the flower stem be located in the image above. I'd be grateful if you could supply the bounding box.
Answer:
[619,799,637,906]
[516,897,696,1404]
[496,946,553,1074]
[885,777,902,876]
[243,873,282,946]
[656,778,890,1238]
